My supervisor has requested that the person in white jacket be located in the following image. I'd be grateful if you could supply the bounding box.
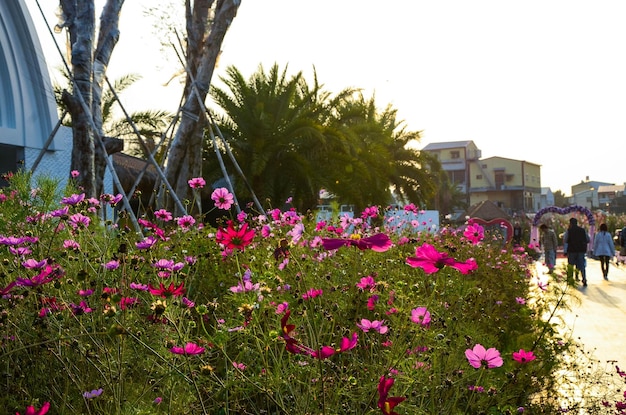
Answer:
[593,223,615,280]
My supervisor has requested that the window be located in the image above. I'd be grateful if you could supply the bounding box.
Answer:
[0,42,16,128]
[476,174,483,180]
[450,151,460,159]
[447,170,466,185]
[495,171,505,190]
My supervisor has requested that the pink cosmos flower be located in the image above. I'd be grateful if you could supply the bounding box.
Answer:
[130,282,149,291]
[153,259,175,270]
[15,265,63,287]
[102,193,123,206]
[10,246,31,256]
[70,300,93,315]
[287,223,305,243]
[176,215,196,229]
[71,170,80,178]
[339,332,358,352]
[310,346,336,359]
[406,243,478,274]
[50,206,70,217]
[61,193,85,206]
[22,259,47,269]
[321,233,392,252]
[136,236,157,250]
[68,213,91,229]
[410,307,431,327]
[211,187,234,210]
[63,239,80,250]
[356,275,376,291]
[0,281,16,296]
[232,361,247,370]
[275,302,289,315]
[537,280,548,291]
[357,319,388,334]
[230,279,260,293]
[512,349,536,364]
[187,177,206,189]
[516,297,526,305]
[103,260,120,270]
[361,205,379,219]
[170,342,205,355]
[0,235,37,246]
[465,344,504,369]
[302,288,323,300]
[83,388,103,399]
[16,401,50,415]
[367,295,379,311]
[154,209,173,222]
[463,223,485,244]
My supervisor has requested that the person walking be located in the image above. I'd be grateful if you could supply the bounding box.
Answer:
[593,223,615,280]
[539,224,558,273]
[563,217,590,286]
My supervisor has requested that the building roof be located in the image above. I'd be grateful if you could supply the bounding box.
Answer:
[421,140,475,151]
[112,153,158,196]
[598,184,625,193]
[480,156,541,167]
[464,200,511,221]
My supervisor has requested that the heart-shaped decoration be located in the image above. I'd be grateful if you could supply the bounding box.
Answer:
[532,205,595,226]
[470,218,514,243]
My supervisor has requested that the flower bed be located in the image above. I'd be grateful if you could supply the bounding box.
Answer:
[0,172,623,414]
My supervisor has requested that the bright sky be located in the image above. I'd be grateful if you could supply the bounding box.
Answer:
[29,0,626,195]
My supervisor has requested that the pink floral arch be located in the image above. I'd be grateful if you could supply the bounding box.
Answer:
[531,205,596,251]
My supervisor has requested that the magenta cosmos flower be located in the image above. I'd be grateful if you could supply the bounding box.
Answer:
[465,344,504,369]
[321,233,392,252]
[16,401,50,415]
[463,223,485,244]
[512,349,536,364]
[406,243,477,274]
[170,342,205,355]
[216,221,255,251]
[211,187,234,210]
[377,376,405,415]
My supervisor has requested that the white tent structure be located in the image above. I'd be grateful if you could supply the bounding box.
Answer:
[0,1,72,185]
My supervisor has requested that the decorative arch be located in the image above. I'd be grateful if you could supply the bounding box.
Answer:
[531,205,596,251]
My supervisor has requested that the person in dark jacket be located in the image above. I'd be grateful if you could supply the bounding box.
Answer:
[563,217,590,286]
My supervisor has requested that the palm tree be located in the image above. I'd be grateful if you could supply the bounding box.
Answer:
[325,93,436,210]
[208,64,350,211]
[207,63,437,213]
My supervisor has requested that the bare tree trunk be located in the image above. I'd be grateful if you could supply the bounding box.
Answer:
[60,0,96,197]
[59,0,125,197]
[162,0,241,214]
[94,0,125,196]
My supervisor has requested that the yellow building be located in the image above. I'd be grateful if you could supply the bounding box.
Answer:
[422,141,542,213]
[469,156,541,212]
